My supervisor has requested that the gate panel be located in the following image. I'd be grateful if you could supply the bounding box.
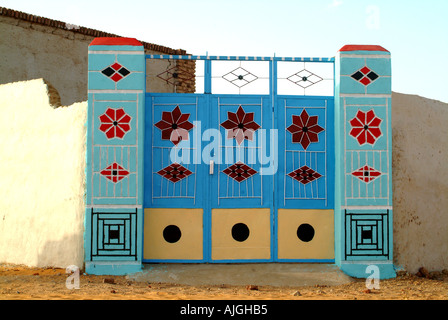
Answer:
[209,95,274,262]
[276,96,334,210]
[144,94,205,209]
[210,95,273,208]
[275,95,335,262]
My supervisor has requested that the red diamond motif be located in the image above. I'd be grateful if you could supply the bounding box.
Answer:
[111,63,122,71]
[359,77,371,86]
[100,163,130,183]
[110,73,123,82]
[157,163,192,183]
[287,166,322,185]
[360,66,371,75]
[352,165,381,183]
[222,161,257,183]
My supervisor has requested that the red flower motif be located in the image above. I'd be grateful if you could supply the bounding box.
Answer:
[99,107,132,139]
[220,106,261,145]
[154,106,194,146]
[349,110,382,145]
[100,162,130,183]
[286,109,324,150]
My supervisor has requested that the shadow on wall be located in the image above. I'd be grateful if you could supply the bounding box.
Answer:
[37,233,85,271]
[391,92,448,273]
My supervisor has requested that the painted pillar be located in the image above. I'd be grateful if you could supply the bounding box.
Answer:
[334,45,395,279]
[85,38,145,275]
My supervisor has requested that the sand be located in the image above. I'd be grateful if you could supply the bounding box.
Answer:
[0,264,447,300]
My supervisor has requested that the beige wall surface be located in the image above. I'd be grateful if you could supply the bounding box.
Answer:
[0,79,87,268]
[391,92,448,273]
[0,15,190,107]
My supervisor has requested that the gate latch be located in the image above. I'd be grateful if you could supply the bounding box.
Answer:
[209,160,214,174]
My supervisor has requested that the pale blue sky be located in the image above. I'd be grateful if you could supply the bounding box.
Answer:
[1,0,447,103]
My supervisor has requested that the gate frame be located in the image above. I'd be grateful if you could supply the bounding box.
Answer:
[84,38,395,279]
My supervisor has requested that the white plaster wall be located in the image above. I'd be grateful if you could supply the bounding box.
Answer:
[392,92,448,273]
[0,79,86,268]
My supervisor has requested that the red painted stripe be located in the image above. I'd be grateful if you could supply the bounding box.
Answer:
[89,37,143,46]
[339,45,389,52]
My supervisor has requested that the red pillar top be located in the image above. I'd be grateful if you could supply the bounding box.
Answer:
[339,45,389,53]
[89,37,143,46]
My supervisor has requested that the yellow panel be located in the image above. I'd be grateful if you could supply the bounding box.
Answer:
[143,208,203,260]
[212,208,271,260]
[277,209,334,260]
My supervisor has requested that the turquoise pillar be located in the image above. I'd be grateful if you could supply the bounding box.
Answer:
[84,38,145,275]
[335,45,395,279]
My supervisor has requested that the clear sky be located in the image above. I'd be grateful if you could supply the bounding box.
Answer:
[1,0,447,103]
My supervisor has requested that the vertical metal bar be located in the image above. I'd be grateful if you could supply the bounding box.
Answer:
[135,208,138,261]
[344,210,347,260]
[90,208,94,260]
[204,59,212,94]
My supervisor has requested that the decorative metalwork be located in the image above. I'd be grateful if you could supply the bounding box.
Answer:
[222,67,258,88]
[220,105,261,145]
[286,109,324,150]
[157,163,193,183]
[154,105,194,146]
[287,165,322,185]
[222,161,258,183]
[157,66,195,85]
[345,210,390,259]
[287,69,323,88]
[101,62,131,82]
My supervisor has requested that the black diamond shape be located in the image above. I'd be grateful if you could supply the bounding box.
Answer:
[102,67,115,77]
[118,67,130,77]
[367,71,379,81]
[351,71,364,81]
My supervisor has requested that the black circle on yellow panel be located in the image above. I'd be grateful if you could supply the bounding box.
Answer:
[163,225,182,243]
[231,223,250,242]
[297,223,315,242]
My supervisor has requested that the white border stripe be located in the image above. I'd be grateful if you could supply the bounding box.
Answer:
[88,90,144,94]
[89,51,144,55]
[340,94,391,98]
[340,54,390,59]
[86,205,142,209]
[341,206,393,210]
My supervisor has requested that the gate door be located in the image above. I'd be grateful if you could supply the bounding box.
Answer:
[143,55,334,263]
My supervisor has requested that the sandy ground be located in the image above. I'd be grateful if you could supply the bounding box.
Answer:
[0,264,447,301]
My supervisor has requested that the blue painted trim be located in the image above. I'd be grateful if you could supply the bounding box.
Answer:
[85,261,142,275]
[143,259,206,263]
[146,54,335,63]
[204,60,212,94]
[276,259,335,263]
[210,259,274,263]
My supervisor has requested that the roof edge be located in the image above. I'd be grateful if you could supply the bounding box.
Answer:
[89,37,143,47]
[339,45,389,53]
[0,6,187,55]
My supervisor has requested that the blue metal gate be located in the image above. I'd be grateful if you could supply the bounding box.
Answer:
[143,55,334,263]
